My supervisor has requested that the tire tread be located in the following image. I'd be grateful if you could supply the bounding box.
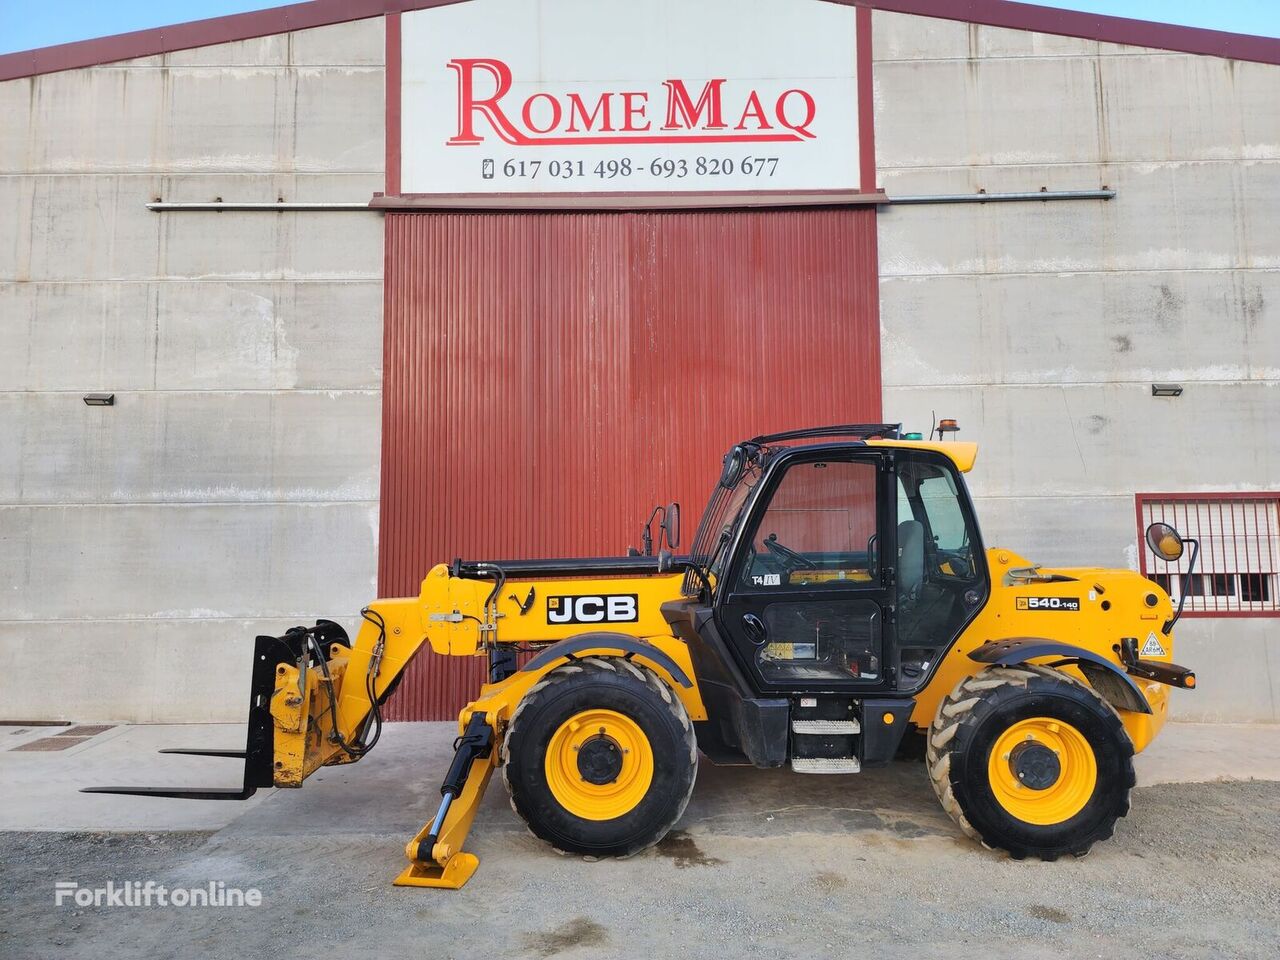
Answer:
[501,656,697,857]
[925,664,1135,858]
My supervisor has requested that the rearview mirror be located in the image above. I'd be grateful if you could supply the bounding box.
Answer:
[662,502,680,550]
[1145,522,1185,562]
[720,446,746,488]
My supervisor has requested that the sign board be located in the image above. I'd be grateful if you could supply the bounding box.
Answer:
[399,0,863,196]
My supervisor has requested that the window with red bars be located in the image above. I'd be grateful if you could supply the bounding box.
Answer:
[1136,494,1280,618]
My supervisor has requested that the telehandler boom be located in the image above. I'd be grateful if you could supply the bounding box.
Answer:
[90,424,1196,888]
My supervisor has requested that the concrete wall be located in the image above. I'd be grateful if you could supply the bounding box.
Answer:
[0,20,386,721]
[874,14,1280,721]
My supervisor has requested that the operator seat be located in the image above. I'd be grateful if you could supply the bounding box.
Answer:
[897,520,925,610]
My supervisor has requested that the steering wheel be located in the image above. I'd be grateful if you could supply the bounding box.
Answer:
[763,534,817,570]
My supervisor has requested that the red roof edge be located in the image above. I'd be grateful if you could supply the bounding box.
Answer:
[854,0,1280,65]
[0,0,1277,83]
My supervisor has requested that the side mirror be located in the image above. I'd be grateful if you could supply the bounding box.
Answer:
[1145,522,1185,563]
[720,446,746,489]
[662,502,680,550]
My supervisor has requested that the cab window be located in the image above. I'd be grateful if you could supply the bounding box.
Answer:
[737,459,879,591]
[894,455,986,689]
[918,472,970,554]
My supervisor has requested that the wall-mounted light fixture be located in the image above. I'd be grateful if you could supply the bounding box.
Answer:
[1151,384,1183,398]
[83,394,115,406]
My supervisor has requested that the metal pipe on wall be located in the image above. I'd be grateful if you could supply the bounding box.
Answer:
[145,201,374,211]
[145,192,1116,213]
[887,190,1116,205]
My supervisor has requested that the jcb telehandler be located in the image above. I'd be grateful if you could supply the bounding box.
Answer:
[90,424,1197,888]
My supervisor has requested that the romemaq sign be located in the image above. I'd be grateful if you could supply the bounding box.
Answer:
[400,0,862,194]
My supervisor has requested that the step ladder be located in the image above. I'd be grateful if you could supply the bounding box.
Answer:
[789,700,862,774]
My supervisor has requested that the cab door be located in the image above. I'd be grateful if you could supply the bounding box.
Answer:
[716,451,893,692]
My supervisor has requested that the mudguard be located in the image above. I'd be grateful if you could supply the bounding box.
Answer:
[519,632,694,688]
[969,638,1151,714]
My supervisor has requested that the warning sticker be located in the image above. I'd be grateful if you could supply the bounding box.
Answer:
[1141,632,1167,658]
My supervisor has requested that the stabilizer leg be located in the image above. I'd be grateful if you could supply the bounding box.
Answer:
[395,713,496,890]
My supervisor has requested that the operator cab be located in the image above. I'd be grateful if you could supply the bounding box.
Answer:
[669,423,990,770]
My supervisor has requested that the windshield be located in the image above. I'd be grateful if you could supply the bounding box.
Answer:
[706,463,762,580]
[681,452,763,596]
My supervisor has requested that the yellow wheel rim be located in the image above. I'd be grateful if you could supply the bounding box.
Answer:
[544,709,654,821]
[987,717,1097,825]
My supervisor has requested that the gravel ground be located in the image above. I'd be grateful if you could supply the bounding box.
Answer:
[3,766,1278,960]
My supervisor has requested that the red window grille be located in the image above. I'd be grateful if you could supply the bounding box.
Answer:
[1136,493,1280,618]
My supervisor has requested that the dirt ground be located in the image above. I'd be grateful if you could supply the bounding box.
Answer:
[3,758,1278,960]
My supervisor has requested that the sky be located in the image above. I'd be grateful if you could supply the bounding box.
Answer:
[0,0,1277,54]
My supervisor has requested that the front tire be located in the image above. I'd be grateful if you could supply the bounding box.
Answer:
[502,657,697,857]
[927,664,1135,860]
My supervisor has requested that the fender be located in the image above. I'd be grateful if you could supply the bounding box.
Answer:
[968,638,1151,715]
[519,632,694,688]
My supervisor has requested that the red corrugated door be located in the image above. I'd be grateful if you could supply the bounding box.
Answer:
[381,208,882,720]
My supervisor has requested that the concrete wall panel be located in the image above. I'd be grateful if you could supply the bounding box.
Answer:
[872,11,970,62]
[288,17,385,67]
[1100,55,1280,163]
[875,57,1104,168]
[881,269,1280,387]
[160,36,290,69]
[1,174,383,282]
[19,67,167,173]
[7,390,380,504]
[879,161,1272,276]
[0,503,377,621]
[160,205,384,279]
[1,176,157,282]
[1,281,156,391]
[160,18,385,68]
[159,67,383,173]
[13,57,382,173]
[153,281,384,390]
[1,281,382,392]
[0,615,367,723]
[1170,619,1280,723]
[974,25,1100,60]
[886,381,1278,499]
[292,68,385,171]
[0,77,33,171]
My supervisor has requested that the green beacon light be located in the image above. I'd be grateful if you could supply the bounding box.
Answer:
[903,432,923,441]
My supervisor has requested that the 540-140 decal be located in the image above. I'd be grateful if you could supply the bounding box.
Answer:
[1016,596,1081,612]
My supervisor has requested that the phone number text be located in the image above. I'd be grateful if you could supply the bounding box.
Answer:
[482,156,781,181]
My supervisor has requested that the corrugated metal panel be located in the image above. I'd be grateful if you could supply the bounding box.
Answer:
[381,208,882,720]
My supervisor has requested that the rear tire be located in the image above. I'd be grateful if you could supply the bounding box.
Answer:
[926,664,1135,860]
[502,657,697,857]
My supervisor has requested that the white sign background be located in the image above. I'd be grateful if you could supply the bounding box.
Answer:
[400,0,861,195]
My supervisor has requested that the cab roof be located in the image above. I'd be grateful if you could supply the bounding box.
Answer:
[746,424,978,473]
[866,439,978,473]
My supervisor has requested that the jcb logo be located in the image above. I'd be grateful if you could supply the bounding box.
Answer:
[547,594,639,625]
[1016,596,1081,612]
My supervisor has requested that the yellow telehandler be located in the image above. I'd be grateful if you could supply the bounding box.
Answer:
[89,424,1196,888]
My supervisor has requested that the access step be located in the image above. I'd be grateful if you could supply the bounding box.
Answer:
[791,719,861,735]
[791,757,861,775]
